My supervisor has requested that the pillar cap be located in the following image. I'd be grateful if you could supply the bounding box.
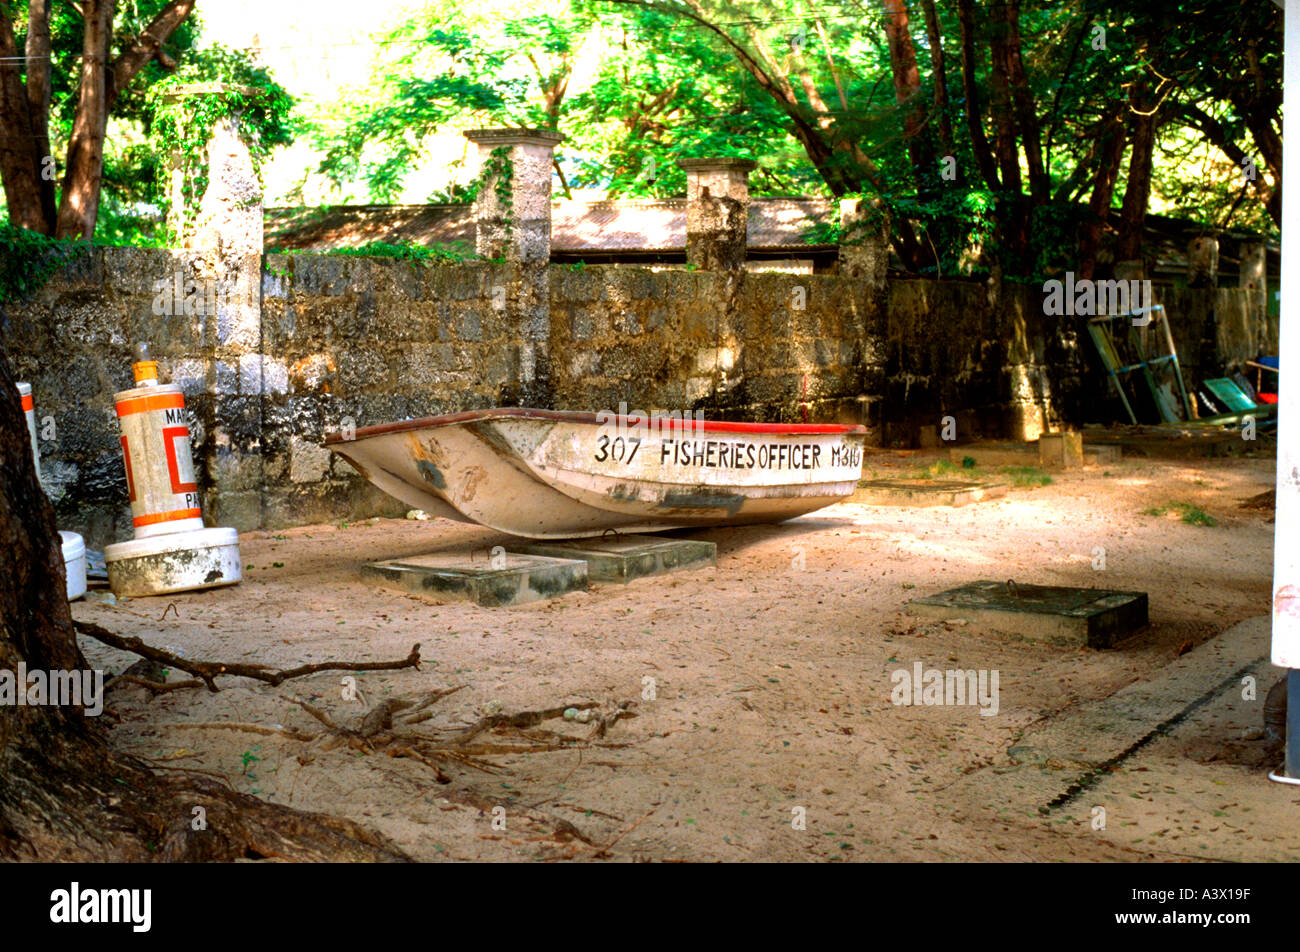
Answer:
[161,83,265,103]
[464,128,565,147]
[676,157,757,173]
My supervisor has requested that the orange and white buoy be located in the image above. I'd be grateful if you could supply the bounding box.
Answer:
[103,344,241,597]
[16,382,85,600]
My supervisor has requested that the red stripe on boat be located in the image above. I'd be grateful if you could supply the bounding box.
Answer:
[324,407,867,444]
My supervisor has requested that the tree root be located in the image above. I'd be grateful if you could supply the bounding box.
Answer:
[162,693,639,796]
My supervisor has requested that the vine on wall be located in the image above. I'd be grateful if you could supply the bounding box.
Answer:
[477,146,516,238]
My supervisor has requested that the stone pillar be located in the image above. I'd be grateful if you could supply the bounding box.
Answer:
[192,117,264,260]
[162,84,264,253]
[677,157,755,271]
[1187,235,1219,288]
[160,86,268,528]
[465,128,563,265]
[465,128,563,405]
[838,197,890,287]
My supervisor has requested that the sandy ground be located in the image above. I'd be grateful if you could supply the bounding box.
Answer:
[73,448,1294,862]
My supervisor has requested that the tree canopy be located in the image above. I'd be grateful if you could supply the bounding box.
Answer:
[308,0,1280,279]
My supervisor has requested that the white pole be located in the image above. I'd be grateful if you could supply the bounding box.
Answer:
[1272,0,1300,779]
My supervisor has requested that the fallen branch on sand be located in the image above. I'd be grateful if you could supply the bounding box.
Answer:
[75,620,420,692]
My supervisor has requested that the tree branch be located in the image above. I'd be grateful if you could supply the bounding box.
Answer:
[106,0,197,110]
[75,620,421,692]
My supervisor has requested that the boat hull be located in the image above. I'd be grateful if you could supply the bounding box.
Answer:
[325,409,867,539]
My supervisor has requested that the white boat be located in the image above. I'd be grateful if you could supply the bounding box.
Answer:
[324,408,867,539]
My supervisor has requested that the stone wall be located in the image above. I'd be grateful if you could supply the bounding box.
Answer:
[0,246,1272,546]
[547,268,876,427]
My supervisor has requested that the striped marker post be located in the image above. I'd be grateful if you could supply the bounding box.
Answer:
[17,382,40,483]
[113,379,204,539]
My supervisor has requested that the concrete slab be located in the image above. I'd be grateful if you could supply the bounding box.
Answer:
[907,580,1148,648]
[948,441,1120,468]
[361,552,588,607]
[849,478,1008,507]
[511,534,716,583]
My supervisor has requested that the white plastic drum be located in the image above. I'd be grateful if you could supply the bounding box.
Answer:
[113,381,205,539]
[60,531,87,601]
[17,382,40,482]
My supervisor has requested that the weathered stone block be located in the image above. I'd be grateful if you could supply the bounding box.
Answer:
[289,435,331,483]
[336,349,390,395]
[238,354,289,395]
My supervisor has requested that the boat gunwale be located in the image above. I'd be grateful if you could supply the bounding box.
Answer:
[324,407,868,445]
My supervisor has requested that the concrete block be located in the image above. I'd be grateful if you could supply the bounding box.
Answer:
[512,534,716,583]
[850,479,1007,508]
[917,425,942,449]
[907,581,1149,648]
[1039,431,1083,469]
[361,552,588,606]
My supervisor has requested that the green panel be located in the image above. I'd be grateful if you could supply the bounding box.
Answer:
[1203,377,1258,413]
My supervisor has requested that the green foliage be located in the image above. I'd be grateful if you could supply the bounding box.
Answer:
[0,225,87,304]
[321,241,473,263]
[314,8,578,201]
[565,7,820,199]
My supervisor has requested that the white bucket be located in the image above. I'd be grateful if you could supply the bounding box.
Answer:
[60,531,87,601]
[104,526,242,597]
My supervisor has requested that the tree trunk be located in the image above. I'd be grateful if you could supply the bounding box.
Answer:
[1000,0,1047,204]
[956,0,999,190]
[0,10,51,233]
[1077,117,1127,280]
[919,0,956,165]
[1115,81,1158,267]
[25,0,57,231]
[0,349,409,862]
[985,2,1022,198]
[55,0,114,240]
[1,0,194,235]
[881,0,936,194]
[107,0,198,111]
